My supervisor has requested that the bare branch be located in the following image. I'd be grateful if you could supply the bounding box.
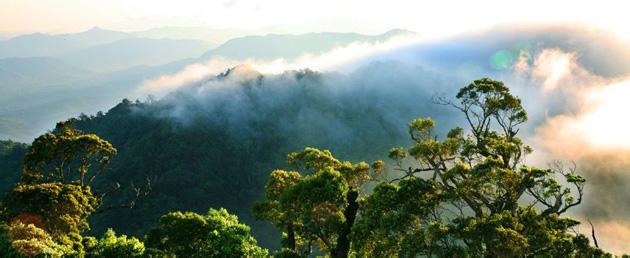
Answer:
[588,218,599,248]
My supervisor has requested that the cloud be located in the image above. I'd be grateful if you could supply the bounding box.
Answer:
[531,49,588,92]
[516,48,630,254]
[526,48,630,156]
[537,79,630,154]
[138,34,422,96]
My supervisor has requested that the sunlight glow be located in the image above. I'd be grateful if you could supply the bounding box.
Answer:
[1,0,629,38]
[577,80,630,149]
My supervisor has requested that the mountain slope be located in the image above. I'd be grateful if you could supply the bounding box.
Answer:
[0,57,92,100]
[201,29,415,60]
[59,38,211,73]
[22,64,453,250]
[131,26,235,48]
[0,140,28,194]
[0,58,194,142]
[0,27,131,58]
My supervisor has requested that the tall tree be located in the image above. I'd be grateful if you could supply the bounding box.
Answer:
[21,121,117,187]
[254,147,383,257]
[352,78,605,256]
[0,121,143,255]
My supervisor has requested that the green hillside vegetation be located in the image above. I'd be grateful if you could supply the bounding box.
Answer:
[0,78,617,256]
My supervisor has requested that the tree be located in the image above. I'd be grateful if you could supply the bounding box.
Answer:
[0,121,142,256]
[0,222,73,257]
[1,182,98,252]
[21,121,117,187]
[352,78,606,256]
[254,147,383,257]
[144,208,267,257]
[84,228,145,257]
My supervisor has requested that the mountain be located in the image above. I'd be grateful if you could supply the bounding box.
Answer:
[0,57,92,101]
[45,64,454,249]
[0,63,460,249]
[131,26,243,48]
[0,56,91,140]
[0,27,131,58]
[59,38,211,73]
[201,29,416,60]
[0,29,418,142]
[0,58,194,142]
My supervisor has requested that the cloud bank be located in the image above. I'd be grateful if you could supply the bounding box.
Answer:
[138,34,422,95]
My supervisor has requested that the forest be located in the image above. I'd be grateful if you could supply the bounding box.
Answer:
[0,77,621,257]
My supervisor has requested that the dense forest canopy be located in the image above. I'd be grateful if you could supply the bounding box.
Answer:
[0,64,459,249]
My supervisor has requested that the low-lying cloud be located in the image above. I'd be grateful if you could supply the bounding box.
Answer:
[138,34,422,95]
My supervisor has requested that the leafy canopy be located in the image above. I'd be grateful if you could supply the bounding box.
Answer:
[83,228,145,257]
[352,78,602,256]
[21,121,117,187]
[145,208,267,257]
[254,147,383,257]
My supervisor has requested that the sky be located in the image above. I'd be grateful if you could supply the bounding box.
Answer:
[1,0,629,39]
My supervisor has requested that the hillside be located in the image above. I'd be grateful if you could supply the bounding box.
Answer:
[0,140,27,194]
[0,64,457,249]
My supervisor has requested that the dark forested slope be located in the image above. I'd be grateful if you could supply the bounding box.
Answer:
[31,64,454,248]
[0,140,27,194]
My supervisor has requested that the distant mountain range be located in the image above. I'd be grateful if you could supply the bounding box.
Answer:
[0,28,414,141]
[202,29,415,60]
[58,38,210,73]
[130,26,249,48]
[0,57,89,95]
[0,27,130,58]
[0,27,211,73]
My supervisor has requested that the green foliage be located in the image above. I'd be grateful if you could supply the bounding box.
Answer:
[0,222,73,257]
[352,178,444,256]
[272,247,302,258]
[145,208,267,257]
[85,228,144,257]
[255,147,383,257]
[0,121,122,256]
[353,78,605,256]
[21,121,117,187]
[1,182,98,250]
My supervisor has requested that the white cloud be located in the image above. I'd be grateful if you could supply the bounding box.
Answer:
[138,34,422,95]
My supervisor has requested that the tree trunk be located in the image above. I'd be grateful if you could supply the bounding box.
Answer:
[331,187,359,258]
[287,222,296,250]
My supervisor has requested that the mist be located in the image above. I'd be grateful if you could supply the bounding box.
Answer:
[130,25,630,253]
